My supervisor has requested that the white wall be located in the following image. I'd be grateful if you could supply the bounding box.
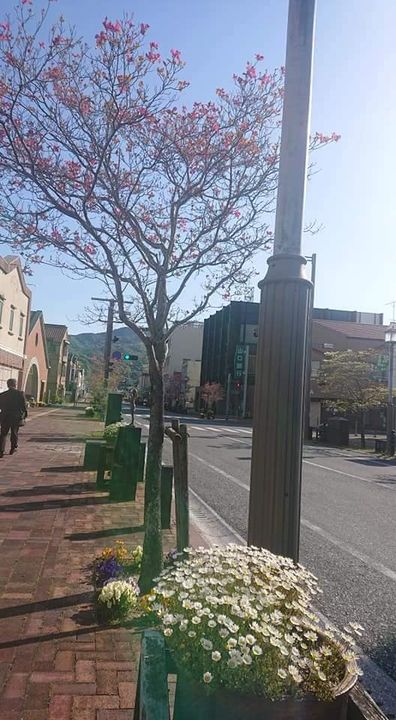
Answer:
[165,323,203,376]
[0,261,30,391]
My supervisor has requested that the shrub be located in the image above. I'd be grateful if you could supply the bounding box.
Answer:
[85,406,95,417]
[97,578,139,621]
[103,421,127,443]
[146,544,362,701]
[92,541,143,591]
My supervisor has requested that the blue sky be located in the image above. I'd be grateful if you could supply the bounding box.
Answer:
[3,0,396,333]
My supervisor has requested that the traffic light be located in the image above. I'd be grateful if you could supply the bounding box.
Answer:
[123,353,138,361]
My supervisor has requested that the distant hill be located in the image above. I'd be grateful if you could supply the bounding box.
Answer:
[69,326,147,371]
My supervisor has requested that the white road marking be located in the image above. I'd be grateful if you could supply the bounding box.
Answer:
[217,426,252,435]
[301,519,396,582]
[190,454,249,490]
[190,453,396,583]
[303,459,395,490]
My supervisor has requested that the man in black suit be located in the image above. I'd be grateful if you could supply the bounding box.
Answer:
[0,378,28,458]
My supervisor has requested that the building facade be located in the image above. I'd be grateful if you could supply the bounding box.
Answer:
[200,302,387,419]
[66,353,85,401]
[0,256,31,391]
[200,302,259,416]
[164,322,203,409]
[44,324,70,401]
[23,310,50,403]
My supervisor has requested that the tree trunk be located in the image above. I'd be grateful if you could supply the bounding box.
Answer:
[139,354,165,594]
[360,411,366,449]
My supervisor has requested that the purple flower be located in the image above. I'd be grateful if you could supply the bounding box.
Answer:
[94,557,123,588]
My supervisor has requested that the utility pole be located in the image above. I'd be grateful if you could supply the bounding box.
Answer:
[304,253,316,440]
[92,297,115,384]
[385,323,396,455]
[242,346,250,418]
[248,0,315,561]
[225,373,232,421]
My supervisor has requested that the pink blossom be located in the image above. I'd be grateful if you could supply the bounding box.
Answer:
[146,51,161,63]
[103,18,121,33]
[246,65,256,80]
[255,53,264,61]
[0,22,11,42]
[170,48,182,64]
[65,160,81,178]
[150,41,159,49]
[140,23,150,35]
[232,209,241,218]
[260,73,270,86]
[95,31,107,47]
[21,0,33,4]
[44,66,64,81]
[53,35,67,46]
[80,97,92,115]
[117,74,131,92]
[83,243,96,255]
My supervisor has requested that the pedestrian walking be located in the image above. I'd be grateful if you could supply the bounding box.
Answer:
[127,387,138,425]
[0,378,28,458]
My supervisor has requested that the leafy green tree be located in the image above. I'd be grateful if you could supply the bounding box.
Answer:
[318,350,387,448]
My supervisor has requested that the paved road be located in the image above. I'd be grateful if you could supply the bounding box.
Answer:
[135,412,396,713]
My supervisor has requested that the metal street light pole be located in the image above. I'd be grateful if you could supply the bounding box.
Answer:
[304,253,316,441]
[385,323,396,455]
[248,0,315,561]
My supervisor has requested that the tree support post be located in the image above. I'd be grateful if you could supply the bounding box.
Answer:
[166,420,190,552]
[248,0,315,561]
[160,465,173,530]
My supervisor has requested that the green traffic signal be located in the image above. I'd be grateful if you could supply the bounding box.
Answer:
[123,353,138,361]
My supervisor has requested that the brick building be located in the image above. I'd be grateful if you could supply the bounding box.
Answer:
[22,310,50,403]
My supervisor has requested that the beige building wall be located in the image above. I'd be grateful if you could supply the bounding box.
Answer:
[0,257,31,392]
[182,359,202,404]
[165,323,203,375]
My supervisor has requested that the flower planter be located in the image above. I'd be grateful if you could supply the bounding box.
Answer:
[173,665,357,720]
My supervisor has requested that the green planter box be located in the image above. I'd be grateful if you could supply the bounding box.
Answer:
[83,440,107,471]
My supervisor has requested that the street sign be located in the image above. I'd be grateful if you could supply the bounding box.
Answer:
[234,344,246,378]
[112,351,122,360]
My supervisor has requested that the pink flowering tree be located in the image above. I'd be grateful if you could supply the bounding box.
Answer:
[0,2,339,590]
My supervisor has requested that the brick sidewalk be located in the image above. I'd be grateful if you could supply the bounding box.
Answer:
[0,407,174,720]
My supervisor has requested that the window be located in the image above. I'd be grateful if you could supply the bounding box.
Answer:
[9,305,15,333]
[19,313,25,339]
[0,296,4,325]
[35,332,39,346]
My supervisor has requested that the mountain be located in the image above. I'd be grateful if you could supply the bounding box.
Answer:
[69,326,146,369]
